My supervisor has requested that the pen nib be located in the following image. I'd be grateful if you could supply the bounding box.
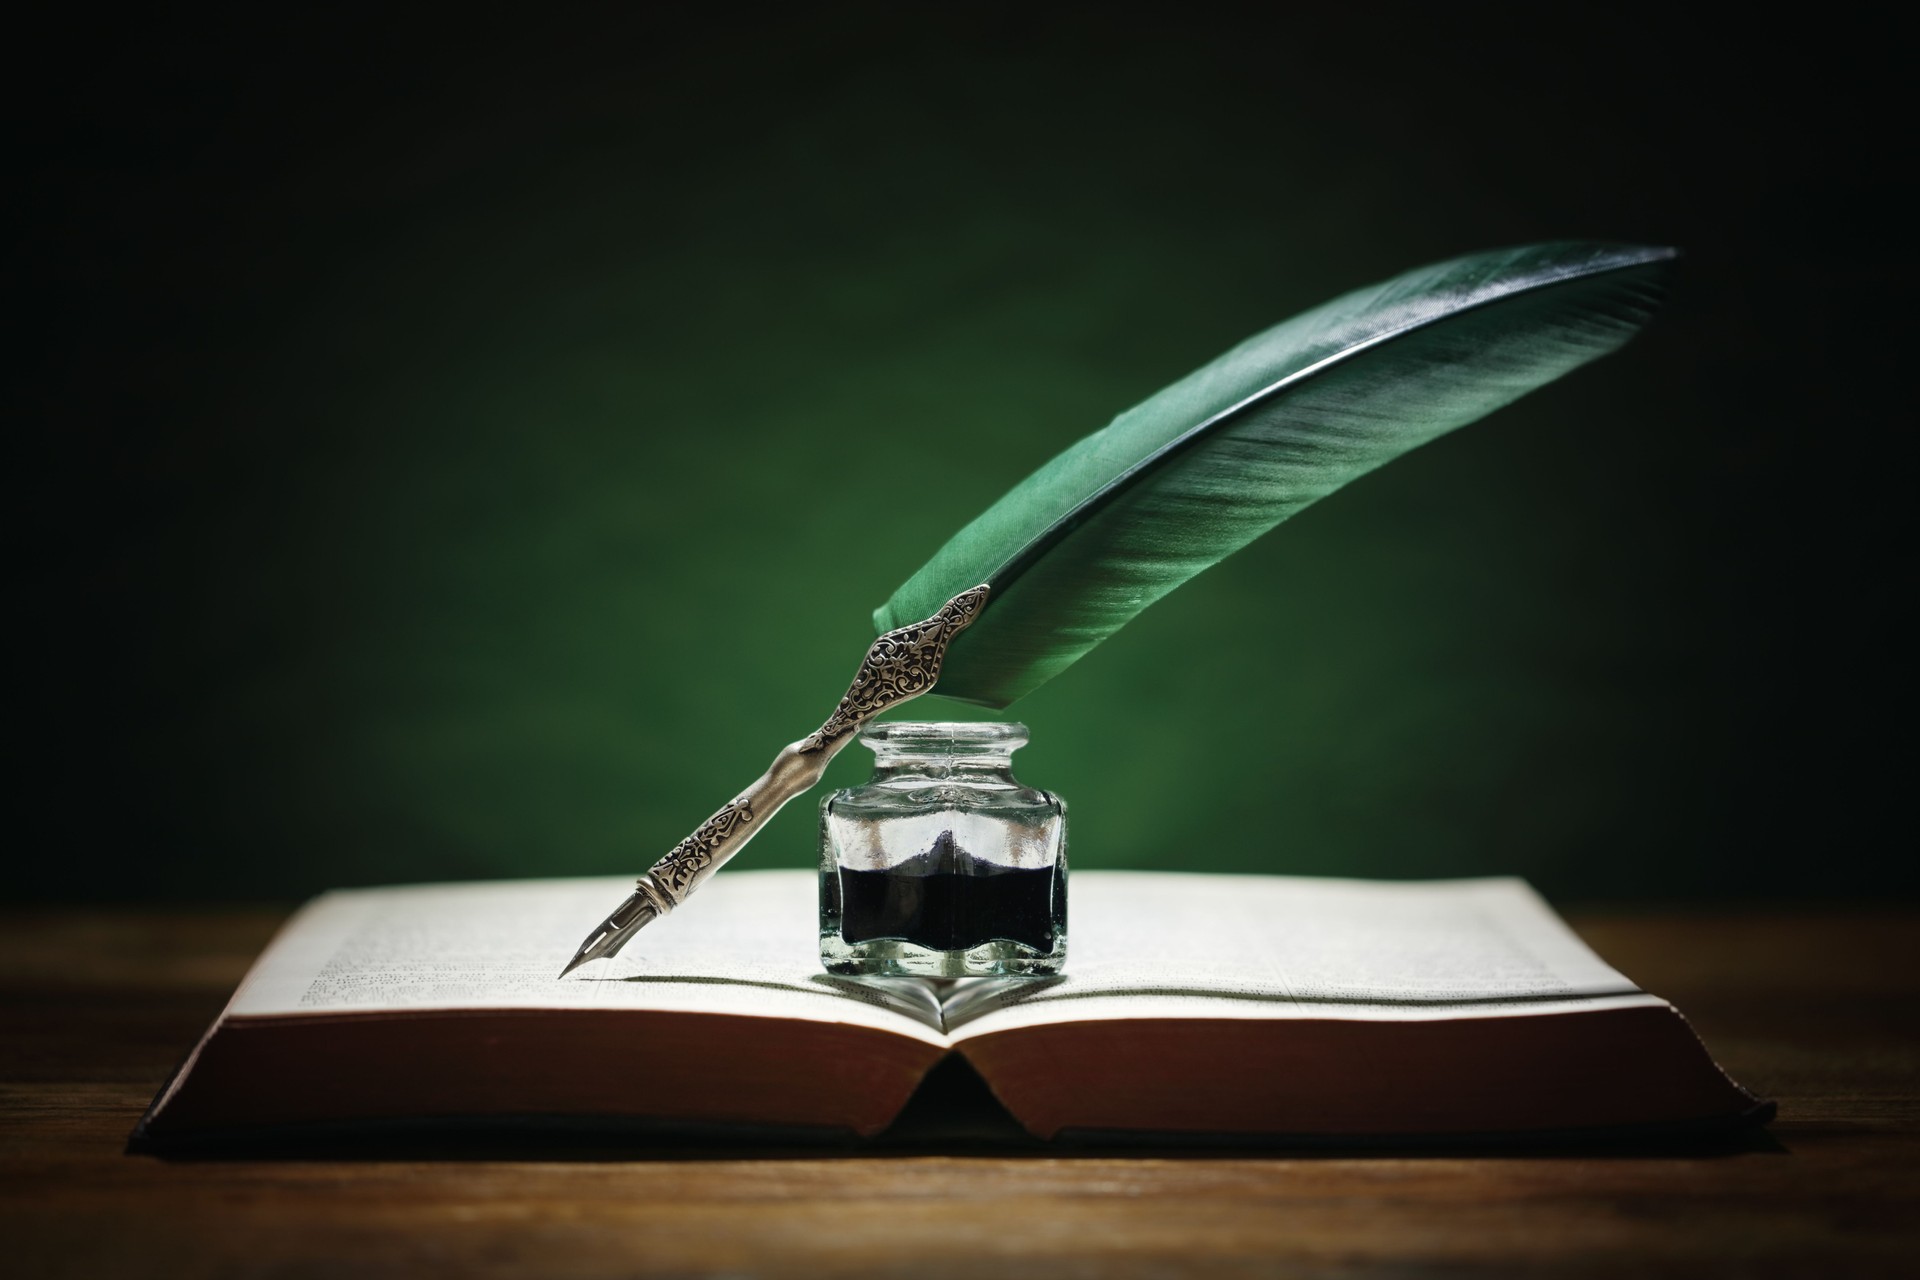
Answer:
[558,890,661,978]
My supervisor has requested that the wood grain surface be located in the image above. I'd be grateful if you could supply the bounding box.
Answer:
[1,905,1914,1278]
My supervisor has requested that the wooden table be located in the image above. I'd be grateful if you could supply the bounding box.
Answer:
[1,907,1914,1277]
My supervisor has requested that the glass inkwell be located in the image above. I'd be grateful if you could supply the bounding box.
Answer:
[819,722,1066,977]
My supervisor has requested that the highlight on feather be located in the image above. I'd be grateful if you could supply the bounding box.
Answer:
[876,241,1675,709]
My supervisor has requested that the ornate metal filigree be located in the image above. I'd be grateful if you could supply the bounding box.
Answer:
[800,584,991,754]
[648,797,756,899]
[566,585,993,956]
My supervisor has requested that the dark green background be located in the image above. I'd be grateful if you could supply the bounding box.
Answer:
[13,6,1905,903]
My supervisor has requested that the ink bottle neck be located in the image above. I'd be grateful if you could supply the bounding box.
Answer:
[861,722,1027,785]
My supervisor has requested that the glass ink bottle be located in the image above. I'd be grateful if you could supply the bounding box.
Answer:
[819,722,1066,977]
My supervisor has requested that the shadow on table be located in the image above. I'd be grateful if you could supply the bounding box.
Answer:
[132,1055,1783,1162]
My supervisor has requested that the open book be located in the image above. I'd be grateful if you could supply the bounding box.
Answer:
[137,871,1767,1145]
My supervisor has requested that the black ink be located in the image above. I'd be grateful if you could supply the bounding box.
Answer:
[837,830,1058,952]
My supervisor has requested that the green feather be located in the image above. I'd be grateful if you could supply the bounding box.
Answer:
[875,241,1675,708]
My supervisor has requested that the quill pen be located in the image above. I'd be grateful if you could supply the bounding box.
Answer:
[563,241,1674,973]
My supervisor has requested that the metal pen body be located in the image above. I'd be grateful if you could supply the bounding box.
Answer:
[561,584,990,975]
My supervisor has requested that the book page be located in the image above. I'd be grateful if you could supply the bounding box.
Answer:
[945,873,1656,1038]
[227,872,945,1043]
[221,871,1648,1048]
